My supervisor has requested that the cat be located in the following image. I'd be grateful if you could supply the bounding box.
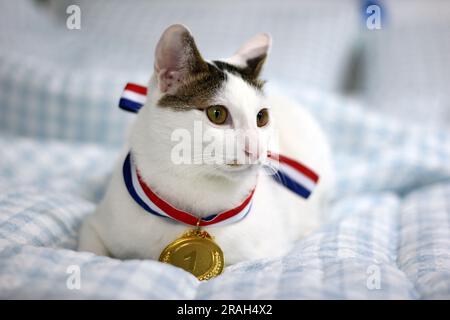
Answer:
[78,24,334,266]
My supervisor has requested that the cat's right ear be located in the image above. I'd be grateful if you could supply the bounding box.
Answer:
[226,33,272,79]
[154,24,208,94]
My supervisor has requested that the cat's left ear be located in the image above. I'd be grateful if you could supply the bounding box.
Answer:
[154,24,208,94]
[226,33,272,79]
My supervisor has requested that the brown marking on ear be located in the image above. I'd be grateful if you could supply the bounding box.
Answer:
[156,35,267,110]
[212,59,266,90]
[157,31,224,110]
[245,54,267,80]
[181,31,209,75]
[157,63,227,110]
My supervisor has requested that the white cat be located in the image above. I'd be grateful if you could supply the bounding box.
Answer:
[78,24,334,266]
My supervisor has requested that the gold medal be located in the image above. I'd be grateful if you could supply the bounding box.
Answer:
[159,228,224,280]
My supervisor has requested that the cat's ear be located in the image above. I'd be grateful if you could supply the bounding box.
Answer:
[154,24,208,94]
[227,33,272,79]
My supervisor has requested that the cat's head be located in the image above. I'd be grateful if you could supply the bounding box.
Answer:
[131,24,275,182]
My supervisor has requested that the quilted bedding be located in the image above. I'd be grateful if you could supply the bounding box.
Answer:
[1,89,450,299]
[1,0,450,300]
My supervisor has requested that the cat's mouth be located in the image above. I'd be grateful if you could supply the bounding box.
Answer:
[221,159,260,174]
[225,158,253,168]
[225,156,261,166]
[227,164,241,168]
[221,164,256,175]
[226,159,244,167]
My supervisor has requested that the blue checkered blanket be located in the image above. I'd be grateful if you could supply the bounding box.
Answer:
[1,88,450,299]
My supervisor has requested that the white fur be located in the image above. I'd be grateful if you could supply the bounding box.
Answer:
[78,25,334,265]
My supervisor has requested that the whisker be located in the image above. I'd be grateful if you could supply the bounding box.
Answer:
[262,162,285,184]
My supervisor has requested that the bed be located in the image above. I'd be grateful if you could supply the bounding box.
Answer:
[1,0,450,299]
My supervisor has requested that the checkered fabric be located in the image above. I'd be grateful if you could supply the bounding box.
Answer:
[1,0,450,300]
[1,86,450,299]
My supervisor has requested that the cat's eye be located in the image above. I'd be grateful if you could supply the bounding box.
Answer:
[206,105,228,125]
[257,108,269,127]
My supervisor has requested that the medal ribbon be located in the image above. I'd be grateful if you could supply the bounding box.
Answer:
[123,153,254,227]
[265,152,319,199]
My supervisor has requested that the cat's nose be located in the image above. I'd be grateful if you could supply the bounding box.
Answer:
[244,142,261,161]
[244,149,260,160]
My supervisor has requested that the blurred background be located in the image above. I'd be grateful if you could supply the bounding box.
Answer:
[0,0,449,147]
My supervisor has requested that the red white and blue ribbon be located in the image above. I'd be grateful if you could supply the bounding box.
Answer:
[123,153,254,227]
[266,152,319,199]
[119,83,147,113]
[119,82,320,226]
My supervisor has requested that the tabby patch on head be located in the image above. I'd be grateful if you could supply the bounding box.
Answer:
[154,24,271,110]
